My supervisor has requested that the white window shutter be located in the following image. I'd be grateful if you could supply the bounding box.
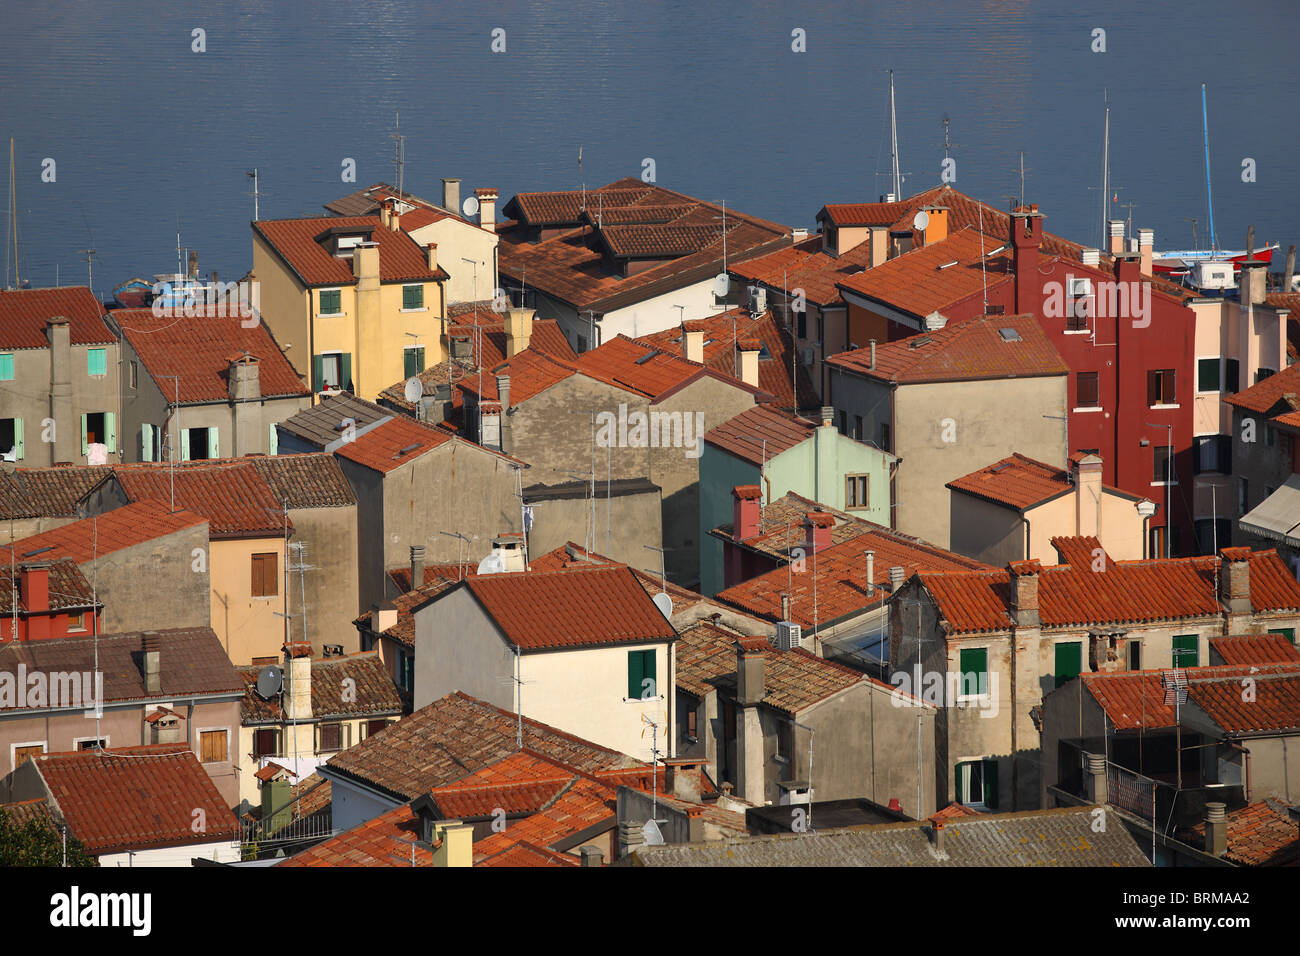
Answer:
[105,412,116,453]
[268,422,278,455]
[180,427,192,461]
[13,418,22,460]
[141,423,153,461]
[208,428,219,459]
[80,415,88,457]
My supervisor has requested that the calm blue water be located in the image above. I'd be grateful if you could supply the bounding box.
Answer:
[2,0,1297,294]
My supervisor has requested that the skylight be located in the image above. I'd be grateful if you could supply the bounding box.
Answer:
[998,328,1022,341]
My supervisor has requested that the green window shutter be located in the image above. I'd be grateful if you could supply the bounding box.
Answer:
[403,285,423,309]
[268,422,278,455]
[0,353,13,380]
[141,423,153,461]
[1054,642,1082,688]
[105,412,116,453]
[208,428,219,459]
[959,648,987,696]
[641,649,658,699]
[955,763,968,803]
[1268,627,1295,645]
[341,353,353,391]
[312,354,324,393]
[13,418,22,460]
[319,289,341,314]
[180,427,192,461]
[404,349,417,378]
[80,415,88,457]
[627,651,644,700]
[983,759,999,809]
[1172,634,1198,667]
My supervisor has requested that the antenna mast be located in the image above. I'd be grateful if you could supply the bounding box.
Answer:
[889,70,901,199]
[1201,83,1218,253]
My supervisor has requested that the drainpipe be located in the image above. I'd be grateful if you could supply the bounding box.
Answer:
[1226,740,1251,800]
[1021,513,1032,561]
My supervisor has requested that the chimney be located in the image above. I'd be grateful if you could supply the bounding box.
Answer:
[425,242,438,272]
[929,820,946,854]
[737,337,760,388]
[1073,454,1103,537]
[618,820,645,859]
[378,200,392,229]
[386,200,401,232]
[19,564,51,640]
[283,641,313,721]
[410,545,425,589]
[579,846,604,867]
[803,510,833,553]
[46,315,75,463]
[1138,229,1154,277]
[1081,248,1100,267]
[492,533,526,572]
[682,322,704,363]
[868,226,890,268]
[188,250,199,279]
[505,307,535,357]
[1085,752,1108,804]
[1010,205,1042,314]
[352,242,380,284]
[1107,220,1125,256]
[820,405,833,426]
[475,187,498,233]
[143,631,161,693]
[1204,802,1227,857]
[889,566,905,593]
[228,355,261,405]
[1240,260,1267,306]
[496,375,513,454]
[920,206,948,246]
[1283,244,1296,292]
[869,339,877,371]
[732,485,762,542]
[442,178,461,214]
[865,550,875,595]
[1113,250,1140,289]
[686,805,705,843]
[432,823,474,867]
[735,636,767,706]
[1007,560,1041,627]
[1218,547,1252,622]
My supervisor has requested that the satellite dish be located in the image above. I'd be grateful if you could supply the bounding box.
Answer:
[913,210,930,231]
[477,551,506,575]
[653,592,673,620]
[642,818,665,846]
[462,195,481,218]
[712,272,730,298]
[256,665,284,700]
[403,376,424,403]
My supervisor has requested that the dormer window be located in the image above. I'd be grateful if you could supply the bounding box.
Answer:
[823,227,836,254]
[334,235,364,257]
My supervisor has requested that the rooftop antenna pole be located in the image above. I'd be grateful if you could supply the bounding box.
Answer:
[579,145,585,212]
[1201,83,1218,253]
[643,544,668,592]
[78,248,96,300]
[246,169,263,221]
[6,136,18,290]
[1100,91,1110,250]
[889,70,901,199]
[391,111,405,204]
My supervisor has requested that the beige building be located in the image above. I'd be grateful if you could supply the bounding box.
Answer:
[948,452,1151,565]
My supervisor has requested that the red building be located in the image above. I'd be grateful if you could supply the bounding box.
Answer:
[1,559,104,642]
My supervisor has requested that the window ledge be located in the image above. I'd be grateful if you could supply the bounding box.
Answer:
[1150,481,1179,487]
[1063,329,1091,335]
[1072,406,1104,413]
[1149,404,1180,410]
[623,696,664,705]
[318,312,346,319]
[400,307,427,313]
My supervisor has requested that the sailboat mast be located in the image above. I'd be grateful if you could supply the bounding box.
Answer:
[1099,95,1110,250]
[7,137,17,290]
[1201,83,1217,253]
[889,70,901,200]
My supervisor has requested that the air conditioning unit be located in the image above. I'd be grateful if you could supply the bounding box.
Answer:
[799,346,815,366]
[749,286,767,313]
[1068,276,1092,297]
[776,620,803,651]
[1196,261,1236,290]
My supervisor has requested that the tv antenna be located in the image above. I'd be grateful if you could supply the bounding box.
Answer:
[438,529,471,581]
[246,169,266,221]
[496,644,537,749]
[390,111,406,204]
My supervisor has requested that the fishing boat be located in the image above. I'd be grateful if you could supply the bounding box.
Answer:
[112,276,154,308]
[1151,244,1278,277]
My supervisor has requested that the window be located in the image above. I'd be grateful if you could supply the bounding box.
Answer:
[1197,358,1220,392]
[1147,369,1175,406]
[957,648,988,698]
[1256,368,1276,385]
[313,352,350,393]
[365,719,391,738]
[1172,634,1199,668]
[318,723,343,753]
[199,730,228,763]
[13,744,44,766]
[1194,518,1232,555]
[319,289,342,315]
[399,651,414,693]
[0,353,13,381]
[1239,478,1249,517]
[853,414,863,440]
[181,426,217,461]
[0,418,22,462]
[1268,627,1296,645]
[1193,435,1231,474]
[77,738,105,752]
[1054,642,1083,688]
[67,611,86,632]
[1153,445,1174,484]
[686,709,698,742]
[1076,371,1100,409]
[81,412,116,457]
[1224,359,1240,393]
[879,422,891,452]
[955,758,998,809]
[845,474,869,510]
[1127,639,1141,670]
[627,649,657,700]
[87,348,107,377]
[776,722,793,764]
[1066,277,1092,331]
[797,312,807,340]
[838,410,848,435]
[251,552,278,598]
[129,360,138,389]
[253,728,279,759]
[401,284,424,310]
[403,346,425,378]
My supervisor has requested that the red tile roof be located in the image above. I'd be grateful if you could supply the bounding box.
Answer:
[457,347,577,404]
[238,651,403,722]
[473,776,617,861]
[826,313,1069,384]
[0,466,113,520]
[477,840,582,867]
[253,216,447,287]
[930,802,985,823]
[426,751,577,818]
[633,308,818,408]
[818,201,914,227]
[1223,361,1300,428]
[1179,800,1299,866]
[704,404,819,466]
[7,499,207,562]
[729,233,874,308]
[1082,664,1300,734]
[32,745,239,855]
[110,460,291,538]
[0,557,98,615]
[333,415,452,474]
[277,803,430,867]
[574,335,718,400]
[111,308,308,403]
[453,565,677,651]
[947,454,1074,510]
[921,549,1300,634]
[0,287,114,349]
[1212,634,1300,665]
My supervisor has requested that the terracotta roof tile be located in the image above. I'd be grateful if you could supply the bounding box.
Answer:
[826,313,1069,384]
[33,745,239,855]
[0,466,113,520]
[702,405,818,465]
[573,335,712,399]
[457,347,577,404]
[818,201,914,227]
[110,460,291,538]
[476,840,582,867]
[251,453,357,508]
[277,802,428,867]
[426,751,576,818]
[1223,361,1300,428]
[1082,664,1300,734]
[730,234,874,308]
[0,557,98,615]
[0,287,114,349]
[7,499,207,562]
[472,776,617,861]
[238,651,403,722]
[0,797,57,834]
[333,416,452,474]
[112,309,308,403]
[947,454,1076,510]
[1212,634,1300,665]
[1179,800,1299,866]
[253,216,446,287]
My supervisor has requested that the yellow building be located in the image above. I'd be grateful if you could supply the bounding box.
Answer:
[252,207,449,401]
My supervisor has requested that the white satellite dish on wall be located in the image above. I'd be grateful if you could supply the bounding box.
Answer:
[712,272,730,298]
[462,195,481,218]
[653,592,673,620]
[913,210,930,232]
[403,377,424,403]
[477,551,506,575]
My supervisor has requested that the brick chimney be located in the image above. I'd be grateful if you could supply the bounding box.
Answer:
[475,187,498,233]
[735,636,767,706]
[228,354,261,404]
[682,321,705,363]
[1113,250,1140,289]
[1240,259,1267,306]
[442,178,461,214]
[1204,802,1227,857]
[410,545,425,589]
[283,641,313,721]
[1108,220,1125,256]
[803,510,834,553]
[142,631,161,693]
[732,484,762,541]
[1218,547,1252,626]
[1008,559,1041,627]
[20,564,51,640]
[1010,205,1043,315]
[1072,453,1103,538]
[737,337,760,388]
[1138,229,1154,277]
[425,242,438,272]
[505,307,534,357]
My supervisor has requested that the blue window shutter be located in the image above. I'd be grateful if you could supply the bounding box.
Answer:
[0,353,13,380]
